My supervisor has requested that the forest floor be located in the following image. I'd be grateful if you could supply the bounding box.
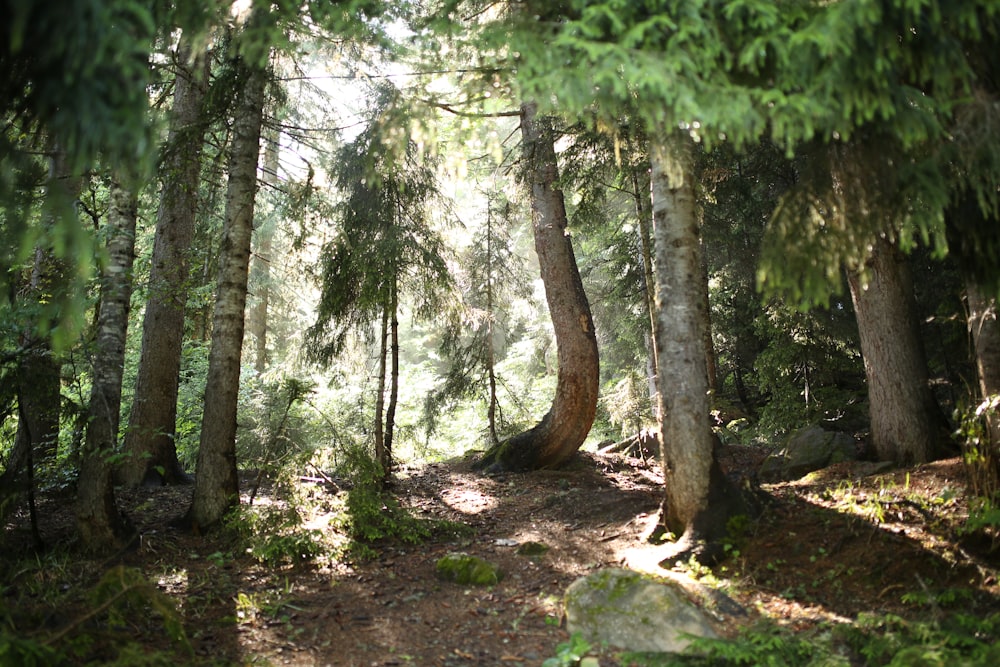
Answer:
[3,446,1000,666]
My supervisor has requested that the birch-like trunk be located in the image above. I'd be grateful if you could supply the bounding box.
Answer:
[120,41,209,487]
[188,53,267,531]
[77,176,137,551]
[650,134,748,564]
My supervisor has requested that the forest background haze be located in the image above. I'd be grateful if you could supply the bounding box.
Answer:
[3,1,1000,665]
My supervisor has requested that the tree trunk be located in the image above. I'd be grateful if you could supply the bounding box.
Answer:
[476,103,599,471]
[19,145,80,462]
[248,128,278,374]
[76,175,137,551]
[649,134,750,565]
[965,280,1000,497]
[848,236,951,464]
[188,52,267,531]
[485,207,500,445]
[633,168,660,418]
[384,279,400,477]
[374,304,389,476]
[120,41,209,487]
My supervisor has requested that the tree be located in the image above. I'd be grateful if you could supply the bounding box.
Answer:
[848,235,952,464]
[308,83,453,481]
[247,128,280,374]
[475,103,600,472]
[188,16,270,530]
[0,145,79,534]
[120,40,210,488]
[648,133,752,562]
[76,174,138,551]
[430,188,530,446]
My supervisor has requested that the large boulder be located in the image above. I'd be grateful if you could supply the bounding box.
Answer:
[758,425,857,482]
[564,568,717,654]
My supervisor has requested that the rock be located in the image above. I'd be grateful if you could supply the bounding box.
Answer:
[758,425,858,482]
[435,552,501,586]
[564,568,717,654]
[516,541,549,557]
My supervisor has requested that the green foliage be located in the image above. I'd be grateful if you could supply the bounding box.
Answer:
[956,394,1000,508]
[307,81,454,364]
[835,612,1000,667]
[226,501,327,567]
[543,632,593,667]
[0,634,60,667]
[751,300,864,436]
[337,445,432,559]
[237,376,317,485]
[0,563,192,664]
[88,566,188,648]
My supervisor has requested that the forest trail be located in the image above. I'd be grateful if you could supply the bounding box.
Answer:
[4,449,999,665]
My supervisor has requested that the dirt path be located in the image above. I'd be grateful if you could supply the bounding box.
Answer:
[4,450,1000,665]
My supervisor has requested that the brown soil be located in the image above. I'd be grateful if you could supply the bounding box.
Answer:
[3,448,1000,666]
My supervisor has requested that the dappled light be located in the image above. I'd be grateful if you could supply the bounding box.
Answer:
[4,0,1000,664]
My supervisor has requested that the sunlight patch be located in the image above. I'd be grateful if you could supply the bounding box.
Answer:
[440,487,498,514]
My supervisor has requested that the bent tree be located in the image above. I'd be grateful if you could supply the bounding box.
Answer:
[475,103,599,472]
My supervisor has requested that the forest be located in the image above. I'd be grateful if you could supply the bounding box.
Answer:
[2,0,1000,665]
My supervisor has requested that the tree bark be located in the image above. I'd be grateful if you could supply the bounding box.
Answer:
[19,145,80,462]
[965,280,1000,497]
[485,204,500,446]
[248,128,278,374]
[374,304,389,476]
[649,134,750,565]
[476,103,599,471]
[385,279,400,477]
[76,175,137,551]
[188,52,267,531]
[120,41,209,487]
[633,168,660,418]
[848,236,951,464]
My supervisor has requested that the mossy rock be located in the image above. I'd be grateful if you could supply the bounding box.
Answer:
[516,541,550,557]
[565,568,717,654]
[435,552,502,586]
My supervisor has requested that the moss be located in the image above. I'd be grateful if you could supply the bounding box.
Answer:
[435,552,502,586]
[516,541,549,557]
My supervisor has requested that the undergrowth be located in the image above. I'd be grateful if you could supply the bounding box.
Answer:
[0,564,190,666]
[612,612,1000,666]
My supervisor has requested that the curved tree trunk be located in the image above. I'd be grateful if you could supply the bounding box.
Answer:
[77,175,137,551]
[848,236,951,464]
[650,134,750,565]
[120,41,209,487]
[188,50,268,531]
[476,103,599,471]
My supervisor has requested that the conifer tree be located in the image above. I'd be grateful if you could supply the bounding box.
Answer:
[308,83,453,481]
